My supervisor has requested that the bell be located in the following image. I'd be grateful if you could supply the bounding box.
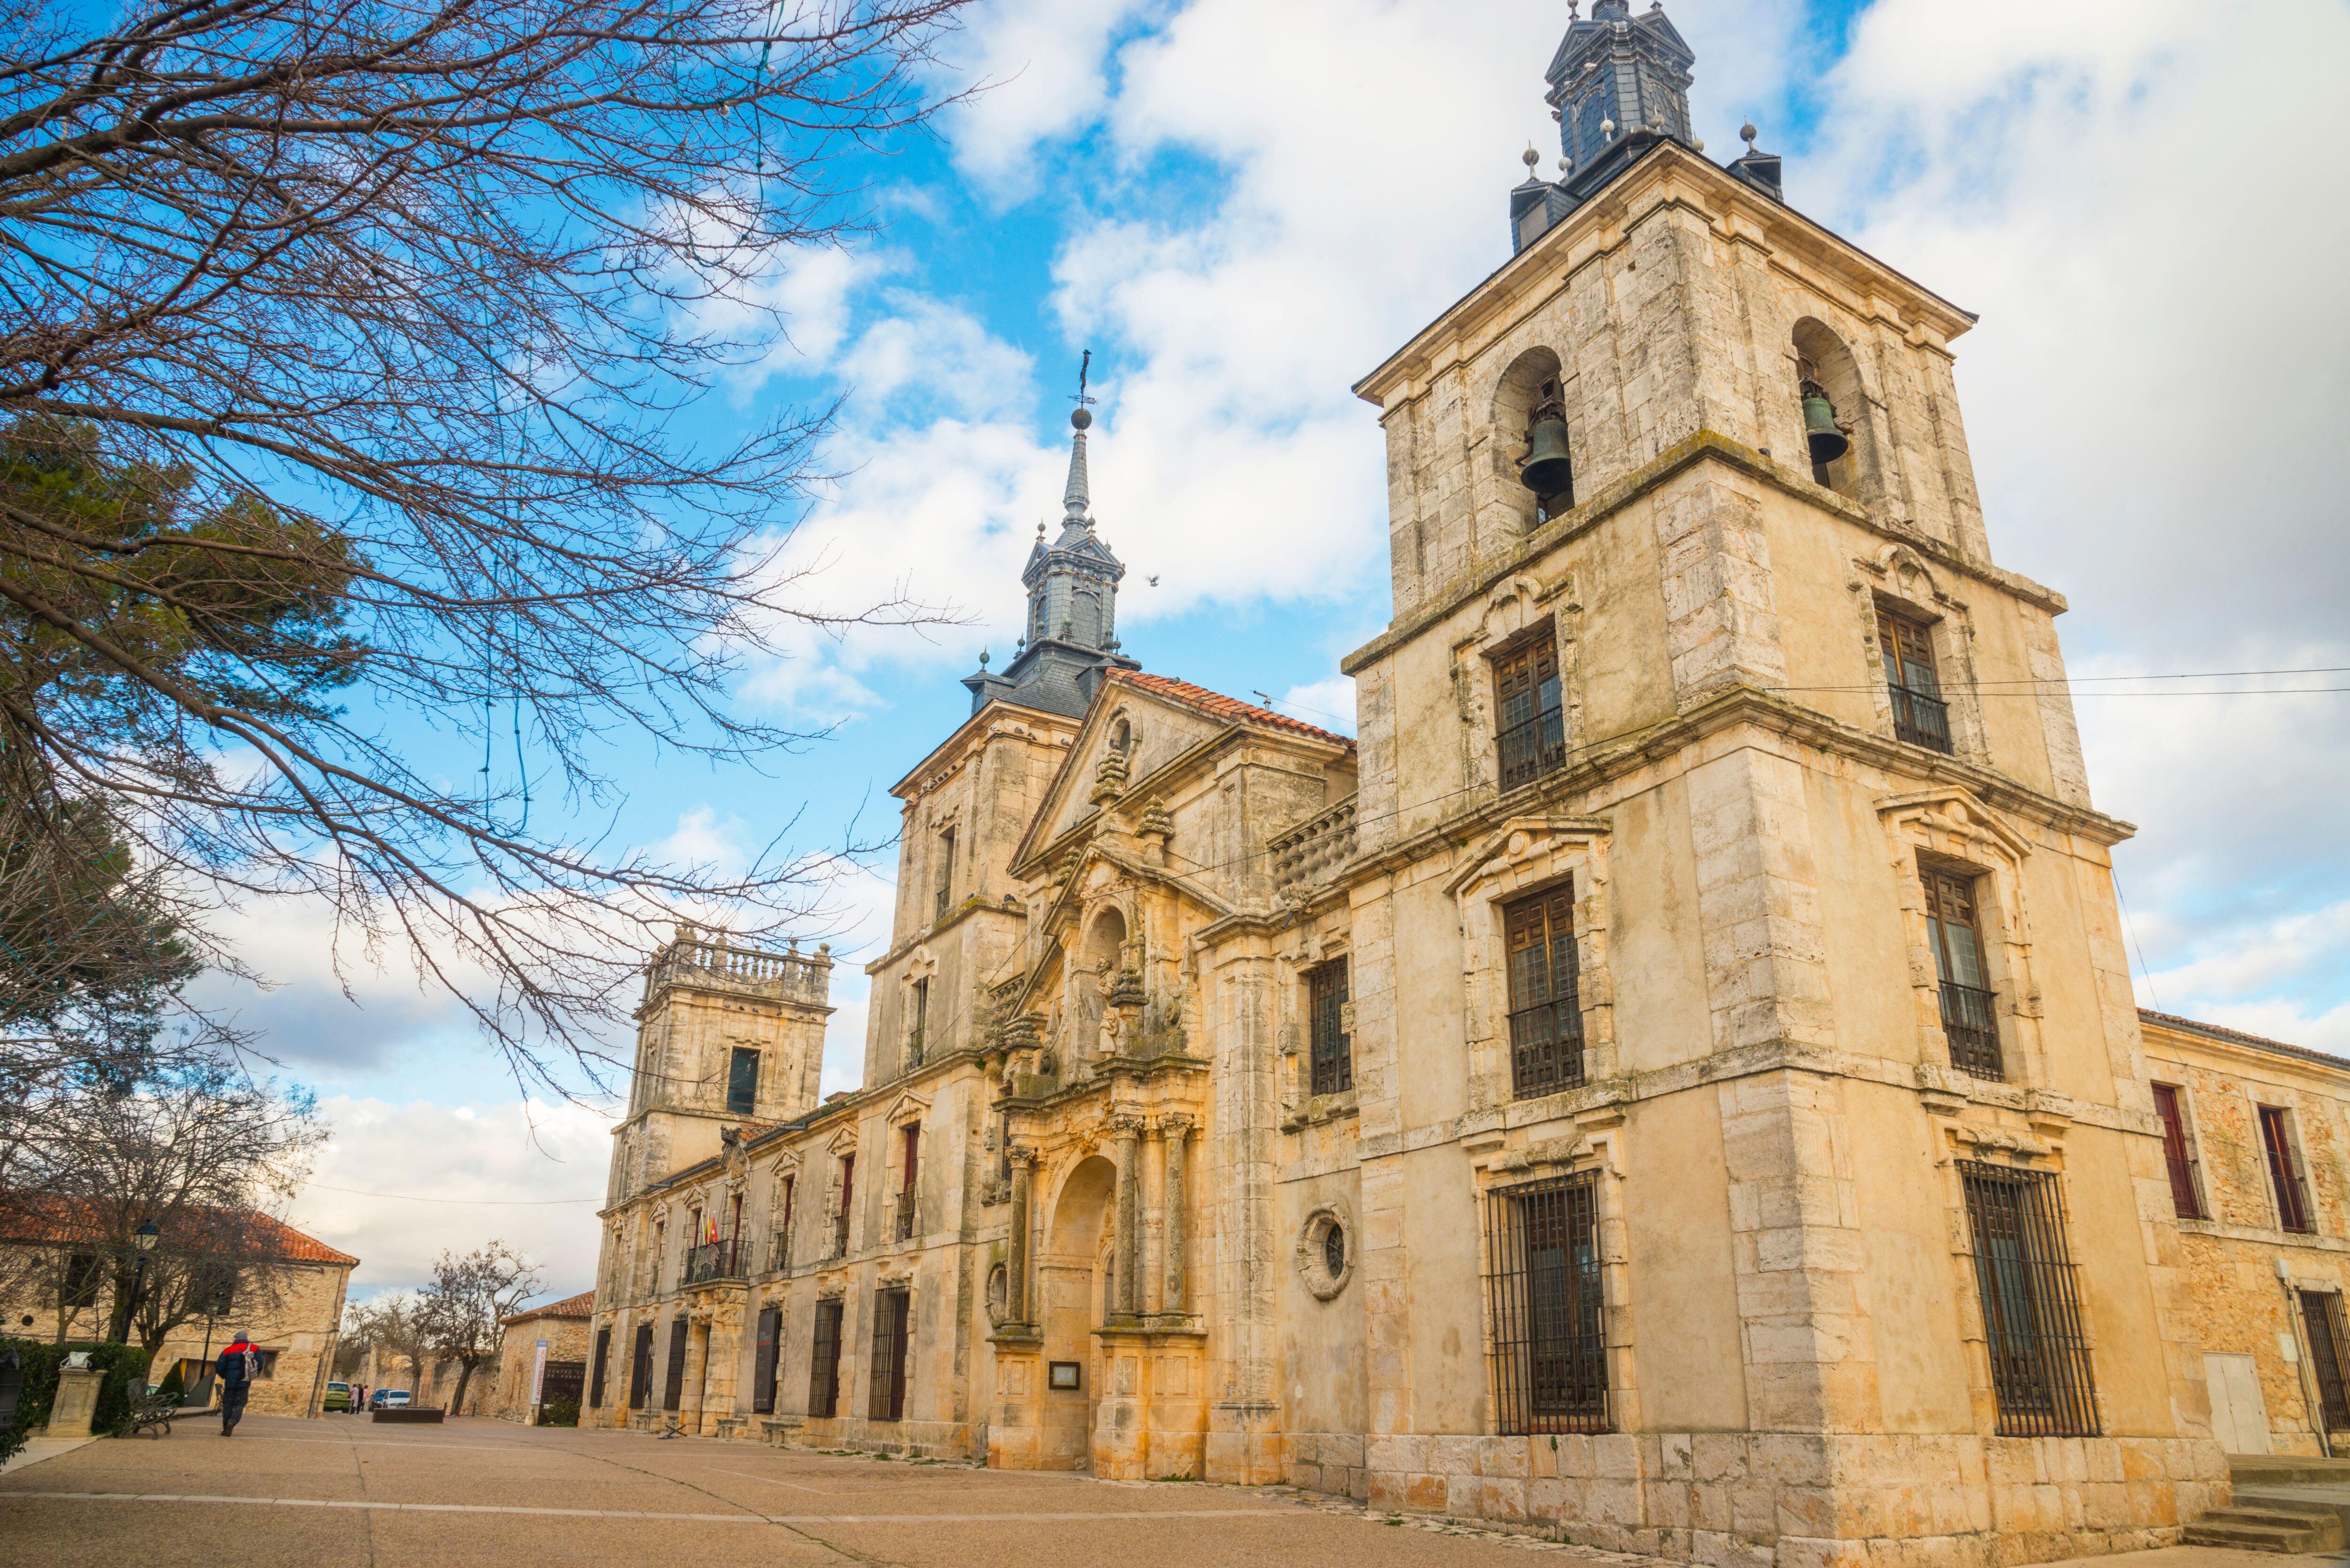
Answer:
[1520,417,1574,495]
[1802,392,1850,465]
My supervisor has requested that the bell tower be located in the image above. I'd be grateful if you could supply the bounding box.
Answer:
[607,928,833,1204]
[1335,1,2224,1554]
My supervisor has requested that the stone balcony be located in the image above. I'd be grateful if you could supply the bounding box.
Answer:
[1270,794,1358,899]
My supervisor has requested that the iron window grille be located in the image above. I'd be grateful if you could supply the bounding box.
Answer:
[833,1156,855,1259]
[588,1327,611,1409]
[1483,1172,1609,1435]
[2151,1084,2205,1220]
[897,1126,920,1242]
[683,1240,740,1286]
[1307,959,1353,1096]
[894,1192,917,1243]
[2261,1107,2315,1234]
[752,1305,781,1416]
[1879,608,1953,755]
[661,1318,689,1412]
[934,828,956,923]
[2301,1291,2350,1431]
[627,1323,653,1409]
[726,1046,760,1117]
[1504,884,1584,1098]
[869,1288,911,1421]
[1923,866,2002,1080]
[1958,1162,2099,1437]
[809,1299,844,1418]
[1494,635,1568,792]
[907,977,929,1069]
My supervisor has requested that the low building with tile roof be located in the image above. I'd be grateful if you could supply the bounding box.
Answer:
[0,1200,356,1419]
[480,1289,597,1425]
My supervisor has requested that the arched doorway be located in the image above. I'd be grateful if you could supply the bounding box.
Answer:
[1040,1155,1115,1469]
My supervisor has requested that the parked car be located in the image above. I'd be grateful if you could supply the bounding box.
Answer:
[322,1381,352,1412]
[369,1389,411,1411]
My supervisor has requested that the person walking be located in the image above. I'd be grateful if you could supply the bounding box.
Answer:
[216,1333,261,1437]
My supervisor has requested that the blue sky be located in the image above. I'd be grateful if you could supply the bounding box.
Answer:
[249,0,2350,1297]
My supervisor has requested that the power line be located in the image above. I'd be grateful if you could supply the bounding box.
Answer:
[301,1182,603,1206]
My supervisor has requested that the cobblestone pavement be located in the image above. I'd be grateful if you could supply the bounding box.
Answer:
[0,1417,2335,1568]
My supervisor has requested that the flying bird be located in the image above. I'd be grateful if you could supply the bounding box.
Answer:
[1147,575,1159,586]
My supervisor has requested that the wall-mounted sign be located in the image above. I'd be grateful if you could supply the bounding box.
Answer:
[1047,1360,1082,1391]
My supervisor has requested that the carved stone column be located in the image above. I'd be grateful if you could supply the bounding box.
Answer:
[1161,1114,1192,1316]
[1112,1116,1143,1317]
[1008,1146,1036,1326]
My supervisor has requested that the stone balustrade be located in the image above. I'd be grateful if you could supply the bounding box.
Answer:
[1269,794,1358,895]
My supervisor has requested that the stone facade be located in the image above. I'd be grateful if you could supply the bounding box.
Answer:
[485,1290,595,1423]
[0,1208,354,1419]
[578,10,2326,1565]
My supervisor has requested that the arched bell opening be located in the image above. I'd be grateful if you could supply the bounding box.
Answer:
[1792,317,1868,497]
[1493,347,1574,534]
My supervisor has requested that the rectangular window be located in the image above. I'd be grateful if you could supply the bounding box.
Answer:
[1494,635,1567,791]
[2261,1106,2315,1234]
[62,1252,102,1309]
[775,1176,795,1272]
[869,1288,911,1421]
[934,828,956,923]
[1958,1162,2099,1437]
[1503,885,1583,1098]
[588,1326,611,1408]
[834,1155,855,1258]
[1308,959,1352,1096]
[2151,1084,2204,1220]
[727,1047,760,1117]
[752,1305,780,1416]
[908,977,929,1068]
[809,1299,844,1418]
[896,1125,921,1242]
[1482,1172,1609,1435]
[1879,607,1953,754]
[661,1318,689,1412]
[2301,1291,2350,1431]
[1923,865,2002,1080]
[628,1322,654,1409]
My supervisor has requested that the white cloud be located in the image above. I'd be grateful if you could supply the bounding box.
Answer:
[932,0,1149,195]
[286,1096,614,1297]
[1278,676,1357,737]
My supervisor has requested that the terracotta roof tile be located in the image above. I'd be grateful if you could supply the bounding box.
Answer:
[1108,671,1355,749]
[0,1196,357,1266]
[502,1288,595,1326]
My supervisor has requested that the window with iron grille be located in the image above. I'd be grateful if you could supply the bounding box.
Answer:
[907,977,928,1068]
[933,828,956,923]
[1482,1172,1609,1435]
[661,1318,688,1412]
[588,1326,610,1408]
[809,1299,844,1418]
[1958,1162,2099,1437]
[1878,607,1953,754]
[727,1047,760,1117]
[869,1288,911,1421]
[2301,1291,2350,1431]
[1504,885,1583,1098]
[896,1125,920,1242]
[2151,1084,2205,1220]
[1493,635,1567,791]
[628,1322,653,1409]
[1922,865,2001,1080]
[2261,1107,2315,1234]
[774,1175,795,1273]
[834,1155,855,1258]
[752,1305,780,1416]
[1307,960,1352,1096]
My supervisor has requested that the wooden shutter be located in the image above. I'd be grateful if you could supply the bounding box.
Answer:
[661,1318,688,1411]
[1503,885,1582,1097]
[752,1305,779,1415]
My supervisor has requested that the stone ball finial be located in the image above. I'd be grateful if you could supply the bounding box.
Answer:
[1071,405,1092,431]
[1741,122,1760,150]
[1522,144,1540,173]
[1600,118,1616,138]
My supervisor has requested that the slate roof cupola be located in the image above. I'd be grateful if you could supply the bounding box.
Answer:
[963,394,1139,718]
[1510,1,1780,253]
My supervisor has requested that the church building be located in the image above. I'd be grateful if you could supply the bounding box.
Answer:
[584,7,2350,1561]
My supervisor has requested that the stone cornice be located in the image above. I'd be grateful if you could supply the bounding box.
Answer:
[1354,141,1975,410]
[885,697,1074,803]
[1343,432,2064,679]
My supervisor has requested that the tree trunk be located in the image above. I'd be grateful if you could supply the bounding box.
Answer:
[451,1360,476,1415]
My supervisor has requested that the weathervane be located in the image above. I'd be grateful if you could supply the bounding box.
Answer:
[1073,349,1096,411]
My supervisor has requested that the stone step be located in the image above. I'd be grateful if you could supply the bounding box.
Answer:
[2230,1453,2350,1486]
[2183,1502,2344,1554]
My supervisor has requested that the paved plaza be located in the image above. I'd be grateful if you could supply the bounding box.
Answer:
[0,1416,2333,1568]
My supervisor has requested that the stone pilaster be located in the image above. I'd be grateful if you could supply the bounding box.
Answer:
[1162,1114,1191,1316]
[1112,1116,1143,1317]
